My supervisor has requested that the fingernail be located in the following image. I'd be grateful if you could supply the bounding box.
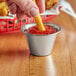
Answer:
[30,7,39,17]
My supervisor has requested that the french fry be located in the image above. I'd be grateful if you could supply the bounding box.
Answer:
[45,0,58,9]
[0,2,9,16]
[33,0,45,31]
[34,14,45,31]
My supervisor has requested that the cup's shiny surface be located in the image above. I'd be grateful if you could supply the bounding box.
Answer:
[21,23,61,56]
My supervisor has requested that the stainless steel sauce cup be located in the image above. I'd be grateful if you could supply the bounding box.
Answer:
[21,23,61,56]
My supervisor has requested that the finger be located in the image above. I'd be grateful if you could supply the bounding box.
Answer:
[36,0,45,13]
[9,3,17,14]
[5,0,17,14]
[12,0,39,17]
[16,7,25,20]
[5,0,13,6]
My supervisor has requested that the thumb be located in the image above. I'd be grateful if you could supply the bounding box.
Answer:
[12,0,39,17]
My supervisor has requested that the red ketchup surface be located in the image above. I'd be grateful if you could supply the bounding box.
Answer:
[25,25,57,35]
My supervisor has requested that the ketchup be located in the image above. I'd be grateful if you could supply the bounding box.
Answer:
[25,25,57,35]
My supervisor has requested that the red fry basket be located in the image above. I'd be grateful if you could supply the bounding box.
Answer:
[0,15,56,34]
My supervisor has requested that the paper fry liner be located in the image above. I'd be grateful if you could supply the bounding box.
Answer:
[42,0,76,19]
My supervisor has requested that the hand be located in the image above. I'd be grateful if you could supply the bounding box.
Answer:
[5,0,39,19]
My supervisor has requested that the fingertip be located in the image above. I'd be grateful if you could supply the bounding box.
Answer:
[16,8,25,20]
[16,13,24,20]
